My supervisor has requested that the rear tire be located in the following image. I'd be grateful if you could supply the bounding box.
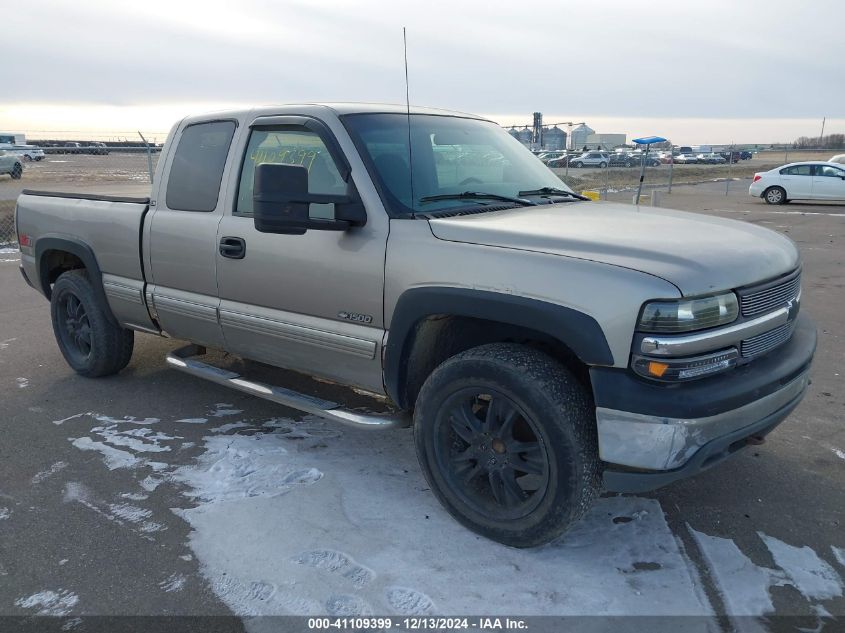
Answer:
[10,164,22,179]
[763,186,787,205]
[413,343,600,548]
[572,161,582,168]
[50,270,134,377]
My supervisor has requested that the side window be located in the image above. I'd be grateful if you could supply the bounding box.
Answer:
[781,165,812,176]
[236,127,345,218]
[165,121,236,212]
[816,164,843,178]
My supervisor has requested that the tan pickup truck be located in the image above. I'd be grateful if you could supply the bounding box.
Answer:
[14,104,816,546]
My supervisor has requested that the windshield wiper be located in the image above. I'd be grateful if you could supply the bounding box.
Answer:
[517,187,590,201]
[418,191,537,206]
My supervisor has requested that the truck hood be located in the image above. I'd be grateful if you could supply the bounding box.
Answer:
[427,202,799,296]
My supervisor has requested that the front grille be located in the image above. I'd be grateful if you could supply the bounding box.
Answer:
[741,323,793,358]
[740,272,801,318]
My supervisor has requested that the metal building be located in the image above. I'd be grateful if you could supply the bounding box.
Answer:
[570,123,594,150]
[543,126,567,151]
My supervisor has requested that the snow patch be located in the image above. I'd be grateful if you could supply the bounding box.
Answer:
[15,590,79,616]
[833,547,845,569]
[16,377,29,388]
[690,527,780,619]
[32,461,68,484]
[171,423,712,617]
[0,337,16,350]
[173,434,321,503]
[759,533,844,601]
[177,418,208,424]
[209,403,243,418]
[211,422,251,434]
[71,437,143,470]
[831,448,845,461]
[160,573,187,593]
[0,507,10,520]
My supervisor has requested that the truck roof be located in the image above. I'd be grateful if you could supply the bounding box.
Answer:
[182,102,491,125]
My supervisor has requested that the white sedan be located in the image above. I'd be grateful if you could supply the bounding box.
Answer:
[749,161,845,204]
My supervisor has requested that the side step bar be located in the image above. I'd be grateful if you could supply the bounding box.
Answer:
[165,344,410,430]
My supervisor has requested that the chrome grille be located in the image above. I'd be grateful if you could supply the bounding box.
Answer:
[740,273,801,318]
[741,323,793,358]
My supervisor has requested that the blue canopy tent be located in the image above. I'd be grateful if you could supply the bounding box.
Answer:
[632,136,667,205]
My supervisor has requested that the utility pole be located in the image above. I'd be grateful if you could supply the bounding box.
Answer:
[820,117,826,146]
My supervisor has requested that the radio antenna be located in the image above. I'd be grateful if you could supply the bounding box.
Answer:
[403,27,416,212]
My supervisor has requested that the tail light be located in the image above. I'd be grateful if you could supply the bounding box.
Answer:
[752,174,762,183]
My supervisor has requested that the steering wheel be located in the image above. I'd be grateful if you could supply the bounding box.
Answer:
[458,177,483,186]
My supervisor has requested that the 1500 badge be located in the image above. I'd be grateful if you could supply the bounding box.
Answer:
[338,311,373,324]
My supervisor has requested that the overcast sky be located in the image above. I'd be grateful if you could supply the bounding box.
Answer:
[2,0,842,143]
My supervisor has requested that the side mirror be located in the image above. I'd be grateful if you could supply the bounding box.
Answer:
[253,163,366,235]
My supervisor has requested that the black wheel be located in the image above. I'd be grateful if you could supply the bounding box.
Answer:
[599,161,607,168]
[50,270,134,377]
[23,155,32,162]
[10,164,22,179]
[413,343,600,547]
[763,186,787,205]
[572,161,582,168]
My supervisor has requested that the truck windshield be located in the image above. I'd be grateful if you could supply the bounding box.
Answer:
[342,113,576,216]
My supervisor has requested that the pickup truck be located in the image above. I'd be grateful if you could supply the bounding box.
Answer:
[15,104,816,547]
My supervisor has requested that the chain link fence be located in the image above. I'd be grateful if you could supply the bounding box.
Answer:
[0,131,165,248]
[552,148,841,203]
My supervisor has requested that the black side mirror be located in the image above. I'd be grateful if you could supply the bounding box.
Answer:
[253,163,366,235]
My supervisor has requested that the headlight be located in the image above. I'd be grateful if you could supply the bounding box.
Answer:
[638,292,738,333]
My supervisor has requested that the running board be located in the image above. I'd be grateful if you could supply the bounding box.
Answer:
[165,344,410,430]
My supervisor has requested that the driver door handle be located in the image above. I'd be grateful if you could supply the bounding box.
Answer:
[219,236,246,259]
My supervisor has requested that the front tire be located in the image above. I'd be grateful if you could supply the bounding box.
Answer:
[572,161,582,168]
[10,164,22,179]
[763,186,787,205]
[599,161,607,168]
[413,343,600,548]
[50,270,134,377]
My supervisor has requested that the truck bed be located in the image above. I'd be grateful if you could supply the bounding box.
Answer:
[16,187,157,333]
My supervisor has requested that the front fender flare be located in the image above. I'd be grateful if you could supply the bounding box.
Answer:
[383,287,614,408]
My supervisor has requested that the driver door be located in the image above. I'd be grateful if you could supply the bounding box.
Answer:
[215,116,389,393]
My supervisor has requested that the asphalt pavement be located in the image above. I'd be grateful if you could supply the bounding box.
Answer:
[0,180,842,630]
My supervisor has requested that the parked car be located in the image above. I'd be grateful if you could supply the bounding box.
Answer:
[719,151,741,164]
[537,151,567,164]
[740,151,753,160]
[617,152,660,167]
[86,142,110,155]
[15,103,816,547]
[60,142,83,155]
[545,154,579,168]
[608,153,636,167]
[0,150,23,179]
[569,151,609,168]
[829,154,845,165]
[5,145,46,162]
[750,161,845,204]
[674,153,699,164]
[697,153,727,165]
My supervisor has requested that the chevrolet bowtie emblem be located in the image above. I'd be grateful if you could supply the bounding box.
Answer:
[786,297,800,322]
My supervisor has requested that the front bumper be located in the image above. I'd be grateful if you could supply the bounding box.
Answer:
[591,313,816,492]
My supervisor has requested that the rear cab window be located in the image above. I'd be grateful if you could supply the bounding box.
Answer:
[166,120,237,212]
